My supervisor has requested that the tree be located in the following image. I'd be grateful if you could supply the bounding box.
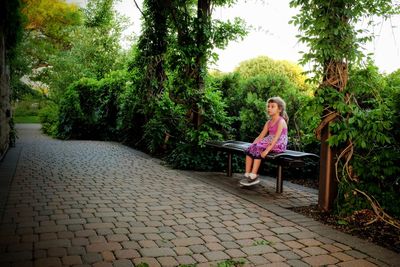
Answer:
[13,0,83,101]
[128,0,246,129]
[35,0,126,99]
[22,0,82,48]
[234,55,311,92]
[129,0,169,102]
[290,0,400,227]
[166,0,246,128]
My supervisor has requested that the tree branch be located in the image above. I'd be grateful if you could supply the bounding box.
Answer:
[132,0,144,18]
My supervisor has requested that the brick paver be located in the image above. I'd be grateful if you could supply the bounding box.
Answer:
[0,124,399,266]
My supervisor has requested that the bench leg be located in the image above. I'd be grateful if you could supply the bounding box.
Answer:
[227,153,232,177]
[276,165,283,193]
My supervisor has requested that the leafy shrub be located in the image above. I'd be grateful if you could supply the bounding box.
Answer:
[39,102,59,137]
[116,71,147,147]
[96,70,129,140]
[234,55,310,92]
[13,94,48,117]
[142,92,185,154]
[328,65,400,218]
[236,74,303,142]
[57,71,129,140]
[165,85,233,170]
[57,78,98,139]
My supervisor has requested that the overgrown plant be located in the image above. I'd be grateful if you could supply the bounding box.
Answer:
[57,71,129,140]
[125,0,246,153]
[290,0,400,225]
[165,85,232,170]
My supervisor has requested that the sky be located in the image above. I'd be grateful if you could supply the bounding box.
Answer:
[73,0,400,74]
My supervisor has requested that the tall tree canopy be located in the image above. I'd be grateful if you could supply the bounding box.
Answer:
[22,0,82,46]
[131,0,246,127]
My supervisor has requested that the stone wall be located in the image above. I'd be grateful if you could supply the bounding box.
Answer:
[0,33,11,159]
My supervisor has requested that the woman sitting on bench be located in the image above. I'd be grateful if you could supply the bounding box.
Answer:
[241,96,288,186]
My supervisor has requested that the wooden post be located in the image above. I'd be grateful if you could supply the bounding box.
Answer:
[318,122,338,211]
[276,165,283,193]
[227,153,232,177]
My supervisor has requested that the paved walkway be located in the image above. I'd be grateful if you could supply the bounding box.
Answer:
[0,124,398,267]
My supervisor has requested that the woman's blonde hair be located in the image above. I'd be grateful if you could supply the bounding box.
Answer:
[267,96,289,123]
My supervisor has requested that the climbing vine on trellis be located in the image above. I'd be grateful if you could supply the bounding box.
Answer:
[290,0,400,227]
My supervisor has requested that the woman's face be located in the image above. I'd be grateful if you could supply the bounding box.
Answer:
[267,102,280,116]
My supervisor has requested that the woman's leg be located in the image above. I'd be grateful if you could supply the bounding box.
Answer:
[245,155,253,173]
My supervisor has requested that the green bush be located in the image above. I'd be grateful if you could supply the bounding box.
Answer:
[235,74,303,142]
[142,92,185,154]
[116,71,147,147]
[96,70,129,140]
[57,70,129,140]
[330,65,400,218]
[39,102,59,137]
[165,85,233,170]
[57,78,98,139]
[13,95,47,117]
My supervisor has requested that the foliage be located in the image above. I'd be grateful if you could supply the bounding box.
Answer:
[39,102,59,136]
[289,0,396,81]
[291,94,321,152]
[57,78,96,139]
[290,0,400,224]
[142,92,185,154]
[44,4,125,99]
[15,0,126,103]
[320,65,400,218]
[216,259,246,267]
[165,85,233,170]
[13,98,42,117]
[56,70,129,140]
[234,56,311,92]
[2,0,24,149]
[2,0,24,56]
[116,77,146,146]
[95,70,130,139]
[129,0,169,100]
[22,0,82,45]
[209,69,315,148]
[10,79,40,101]
[14,0,82,93]
[164,0,247,127]
[119,0,247,158]
[215,56,318,151]
[84,0,114,28]
[236,74,303,142]
[9,118,17,147]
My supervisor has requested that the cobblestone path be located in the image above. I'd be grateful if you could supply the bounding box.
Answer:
[0,124,399,266]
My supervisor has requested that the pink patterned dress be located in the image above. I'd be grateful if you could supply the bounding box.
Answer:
[245,116,288,159]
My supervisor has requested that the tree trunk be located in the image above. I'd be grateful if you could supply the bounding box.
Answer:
[192,0,211,129]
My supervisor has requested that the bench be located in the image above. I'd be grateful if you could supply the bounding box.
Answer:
[205,140,319,193]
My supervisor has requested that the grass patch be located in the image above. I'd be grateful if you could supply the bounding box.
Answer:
[253,239,272,246]
[14,116,40,123]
